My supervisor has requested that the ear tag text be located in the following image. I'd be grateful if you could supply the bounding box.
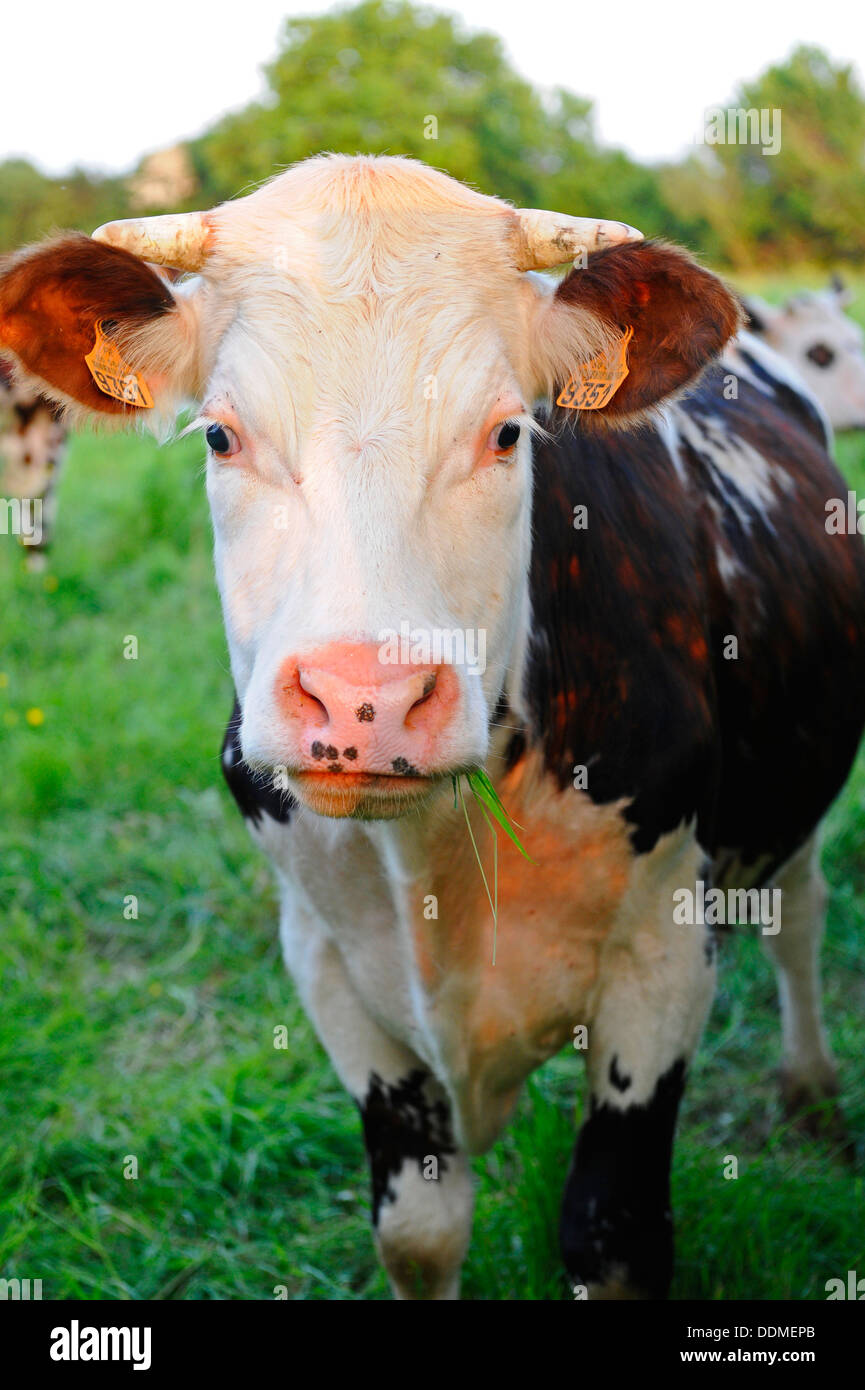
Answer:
[557,325,634,411]
[85,321,154,409]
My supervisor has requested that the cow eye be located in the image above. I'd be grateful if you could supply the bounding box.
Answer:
[205,422,241,457]
[487,421,521,456]
[806,343,835,369]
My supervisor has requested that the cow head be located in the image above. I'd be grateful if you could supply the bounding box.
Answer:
[0,155,741,819]
[744,278,865,431]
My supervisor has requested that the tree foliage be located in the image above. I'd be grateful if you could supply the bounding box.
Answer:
[0,159,129,252]
[0,8,862,269]
[713,46,865,265]
[187,1,688,241]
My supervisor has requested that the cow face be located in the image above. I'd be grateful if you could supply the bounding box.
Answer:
[745,280,865,431]
[0,155,741,819]
[197,162,554,819]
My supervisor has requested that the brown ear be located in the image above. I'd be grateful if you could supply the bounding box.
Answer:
[554,240,744,426]
[0,233,181,416]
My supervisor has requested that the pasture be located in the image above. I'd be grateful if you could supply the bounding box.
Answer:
[1,274,864,1301]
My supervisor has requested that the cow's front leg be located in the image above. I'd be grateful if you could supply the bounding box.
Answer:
[359,1065,473,1300]
[280,914,473,1299]
[560,833,716,1299]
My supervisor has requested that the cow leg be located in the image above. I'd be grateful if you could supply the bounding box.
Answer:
[22,471,60,571]
[761,835,841,1124]
[359,1065,472,1299]
[560,838,715,1299]
[280,911,473,1299]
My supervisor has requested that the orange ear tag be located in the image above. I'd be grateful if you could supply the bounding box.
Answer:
[85,321,154,409]
[556,325,634,411]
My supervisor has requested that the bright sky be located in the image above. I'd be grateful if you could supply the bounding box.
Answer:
[2,0,862,174]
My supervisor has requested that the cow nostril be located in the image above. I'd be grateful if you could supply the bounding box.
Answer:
[295,670,330,727]
[406,671,438,727]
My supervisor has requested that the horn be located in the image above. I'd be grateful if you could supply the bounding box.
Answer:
[91,211,211,272]
[511,209,643,271]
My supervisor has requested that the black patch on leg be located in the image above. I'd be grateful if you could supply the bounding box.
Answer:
[561,1058,686,1298]
[221,698,295,826]
[609,1055,632,1093]
[359,1069,456,1225]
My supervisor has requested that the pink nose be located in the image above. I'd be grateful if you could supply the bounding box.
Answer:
[275,642,459,775]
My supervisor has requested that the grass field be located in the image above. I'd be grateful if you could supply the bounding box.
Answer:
[1,279,865,1301]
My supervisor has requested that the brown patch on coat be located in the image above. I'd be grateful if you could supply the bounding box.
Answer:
[420,752,633,1068]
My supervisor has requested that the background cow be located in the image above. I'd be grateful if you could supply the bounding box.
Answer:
[743,277,865,432]
[1,155,863,1300]
[0,357,67,569]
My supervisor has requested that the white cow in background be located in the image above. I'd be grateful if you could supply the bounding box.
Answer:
[743,277,865,432]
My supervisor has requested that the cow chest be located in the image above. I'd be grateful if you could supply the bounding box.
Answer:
[264,752,649,1148]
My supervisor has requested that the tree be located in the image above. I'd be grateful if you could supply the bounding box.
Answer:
[1,12,862,270]
[681,46,865,266]
[189,0,659,224]
[0,159,128,252]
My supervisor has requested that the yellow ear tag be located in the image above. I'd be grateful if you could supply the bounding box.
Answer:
[85,321,154,409]
[557,325,634,411]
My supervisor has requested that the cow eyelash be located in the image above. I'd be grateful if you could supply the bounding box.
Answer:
[486,414,541,458]
[181,414,243,459]
[205,422,241,458]
[493,421,520,451]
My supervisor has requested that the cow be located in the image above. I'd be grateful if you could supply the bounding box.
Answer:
[0,357,68,569]
[1,155,863,1300]
[743,277,865,432]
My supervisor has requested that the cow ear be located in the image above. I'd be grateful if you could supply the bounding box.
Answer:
[741,294,780,336]
[0,233,198,420]
[828,273,854,310]
[545,240,743,428]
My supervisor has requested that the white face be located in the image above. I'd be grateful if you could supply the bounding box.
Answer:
[760,288,865,431]
[187,160,563,820]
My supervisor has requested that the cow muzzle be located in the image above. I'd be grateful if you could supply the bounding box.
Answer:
[272,642,463,818]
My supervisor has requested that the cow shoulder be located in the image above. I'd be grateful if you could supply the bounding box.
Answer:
[524,417,719,854]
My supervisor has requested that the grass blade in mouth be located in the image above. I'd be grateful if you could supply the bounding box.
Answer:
[457,776,496,927]
[452,769,533,963]
[464,767,533,860]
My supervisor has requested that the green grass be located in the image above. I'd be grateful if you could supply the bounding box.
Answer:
[2,295,865,1300]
